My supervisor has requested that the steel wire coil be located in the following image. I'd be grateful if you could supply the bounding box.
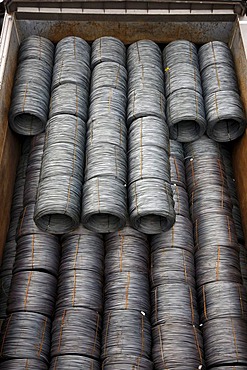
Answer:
[198,281,247,324]
[150,248,195,288]
[6,213,22,242]
[1,358,48,369]
[128,116,170,152]
[55,269,103,313]
[171,184,190,219]
[49,83,89,121]
[170,158,187,188]
[203,317,247,367]
[129,178,175,234]
[91,37,126,68]
[164,62,202,97]
[60,230,104,274]
[54,36,91,66]
[18,35,54,66]
[0,312,51,363]
[91,62,127,91]
[104,271,150,315]
[198,41,234,72]
[201,63,239,95]
[0,273,12,319]
[7,271,57,318]
[184,134,222,159]
[14,59,53,88]
[166,89,206,142]
[127,88,166,125]
[240,245,247,287]
[51,307,101,359]
[9,180,25,220]
[17,204,48,239]
[87,115,127,150]
[169,139,184,161]
[128,146,170,185]
[0,240,17,273]
[50,355,100,369]
[163,40,199,68]
[102,356,153,369]
[152,321,204,370]
[205,90,246,142]
[89,87,127,121]
[128,64,164,94]
[151,282,199,326]
[193,212,238,250]
[13,234,60,277]
[212,367,247,370]
[195,244,242,287]
[105,228,149,274]
[151,215,194,253]
[102,310,151,360]
[34,174,82,234]
[82,176,127,233]
[51,60,91,91]
[85,143,127,184]
[127,40,162,71]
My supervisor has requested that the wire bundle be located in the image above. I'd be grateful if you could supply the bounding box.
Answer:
[199,41,246,142]
[102,225,153,368]
[184,135,247,368]
[1,359,48,369]
[150,139,204,370]
[9,36,54,135]
[127,41,175,234]
[82,37,128,233]
[50,226,104,367]
[163,40,206,142]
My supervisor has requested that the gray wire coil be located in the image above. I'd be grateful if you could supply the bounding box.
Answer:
[54,36,91,66]
[127,88,166,125]
[51,60,91,92]
[164,63,202,97]
[13,234,60,277]
[1,359,48,369]
[195,244,242,288]
[151,283,199,326]
[128,64,164,95]
[205,90,246,142]
[0,240,17,274]
[0,312,51,364]
[9,59,52,135]
[198,281,247,324]
[102,310,151,360]
[198,41,234,72]
[151,215,194,253]
[91,37,126,69]
[85,143,127,184]
[50,355,100,370]
[91,62,127,92]
[18,36,54,66]
[127,40,162,72]
[212,367,247,370]
[0,273,12,319]
[240,245,247,287]
[49,83,89,122]
[171,184,190,219]
[150,248,195,288]
[163,40,199,68]
[51,307,101,359]
[82,176,127,233]
[169,139,185,161]
[184,134,222,159]
[7,271,57,318]
[170,158,187,188]
[104,271,150,316]
[55,269,103,313]
[152,322,204,370]
[87,115,127,150]
[203,317,247,367]
[166,89,206,142]
[17,204,48,239]
[129,178,175,234]
[128,116,170,152]
[89,87,127,122]
[102,355,153,369]
[201,64,239,96]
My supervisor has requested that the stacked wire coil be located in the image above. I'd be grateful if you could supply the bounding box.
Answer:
[199,41,246,141]
[163,40,206,142]
[82,37,128,233]
[102,225,153,369]
[35,36,90,234]
[50,226,104,368]
[127,41,175,234]
[150,139,204,370]
[184,135,247,368]
[9,36,54,135]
